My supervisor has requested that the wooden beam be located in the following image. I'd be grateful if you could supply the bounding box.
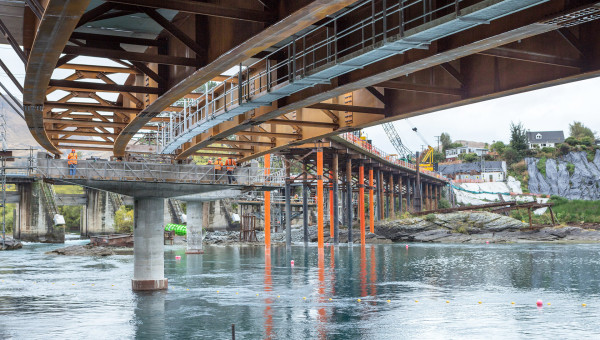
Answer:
[107,0,274,23]
[46,130,119,138]
[218,139,274,147]
[62,45,199,67]
[478,47,581,69]
[267,119,338,128]
[365,86,385,103]
[44,118,128,128]
[235,131,300,139]
[55,145,115,151]
[77,2,116,28]
[440,62,464,85]
[378,81,463,96]
[307,103,385,115]
[204,146,252,153]
[58,63,140,74]
[44,102,140,114]
[48,79,161,94]
[142,8,205,56]
[193,152,243,158]
[52,139,114,145]
[70,32,160,46]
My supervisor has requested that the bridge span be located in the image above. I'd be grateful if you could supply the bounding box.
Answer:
[6,0,600,290]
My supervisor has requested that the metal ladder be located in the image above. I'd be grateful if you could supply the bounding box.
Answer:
[167,198,185,224]
[40,182,59,221]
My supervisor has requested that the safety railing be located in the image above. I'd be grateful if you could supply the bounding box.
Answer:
[338,132,447,180]
[34,158,285,187]
[155,0,528,153]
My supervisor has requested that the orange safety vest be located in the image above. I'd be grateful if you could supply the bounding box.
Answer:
[67,152,78,165]
[225,158,236,171]
[214,160,223,170]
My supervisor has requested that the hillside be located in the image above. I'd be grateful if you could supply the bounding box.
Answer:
[527,150,600,200]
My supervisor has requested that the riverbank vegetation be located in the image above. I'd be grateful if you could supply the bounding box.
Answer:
[510,196,600,225]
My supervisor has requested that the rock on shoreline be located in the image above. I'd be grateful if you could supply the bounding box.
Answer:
[374,211,600,243]
[47,244,133,256]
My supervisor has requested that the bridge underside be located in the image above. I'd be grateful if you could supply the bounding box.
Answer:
[18,0,600,161]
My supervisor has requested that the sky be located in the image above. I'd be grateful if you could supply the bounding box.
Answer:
[1,44,599,154]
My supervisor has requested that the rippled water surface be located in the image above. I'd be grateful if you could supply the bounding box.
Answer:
[1,240,600,339]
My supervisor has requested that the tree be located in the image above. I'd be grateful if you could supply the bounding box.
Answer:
[503,146,520,165]
[458,153,479,163]
[569,121,595,139]
[509,121,528,153]
[432,150,445,163]
[490,141,506,154]
[440,132,452,151]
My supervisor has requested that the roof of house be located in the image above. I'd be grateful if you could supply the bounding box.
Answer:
[439,161,504,175]
[526,131,565,144]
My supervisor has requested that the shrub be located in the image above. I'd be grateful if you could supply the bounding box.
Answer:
[115,205,134,233]
[438,198,451,209]
[566,162,575,176]
[456,226,468,234]
[536,157,547,177]
[558,143,571,155]
[424,214,436,222]
[541,147,556,154]
[565,136,579,146]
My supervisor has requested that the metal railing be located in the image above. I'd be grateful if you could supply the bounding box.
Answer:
[34,158,285,187]
[152,0,546,154]
[338,132,447,180]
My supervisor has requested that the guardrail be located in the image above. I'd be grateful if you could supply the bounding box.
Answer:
[154,0,524,153]
[338,133,447,181]
[34,158,285,187]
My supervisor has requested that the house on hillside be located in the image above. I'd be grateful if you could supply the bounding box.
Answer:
[445,146,488,160]
[439,161,507,182]
[526,131,564,149]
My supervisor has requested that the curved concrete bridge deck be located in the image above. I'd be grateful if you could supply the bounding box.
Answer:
[34,158,284,197]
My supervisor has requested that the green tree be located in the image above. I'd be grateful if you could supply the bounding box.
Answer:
[432,150,445,163]
[503,146,520,165]
[509,121,528,153]
[447,142,463,150]
[458,153,479,163]
[440,132,452,151]
[569,121,595,139]
[490,141,506,154]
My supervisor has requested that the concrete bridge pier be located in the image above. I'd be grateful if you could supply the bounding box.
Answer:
[14,181,64,243]
[81,189,116,237]
[132,197,168,291]
[185,201,204,254]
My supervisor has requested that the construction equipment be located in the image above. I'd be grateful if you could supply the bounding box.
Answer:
[382,122,413,162]
[407,120,436,172]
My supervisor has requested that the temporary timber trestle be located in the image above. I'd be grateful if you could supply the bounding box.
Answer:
[261,136,448,248]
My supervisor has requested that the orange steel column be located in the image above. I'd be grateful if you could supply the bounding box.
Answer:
[329,173,334,239]
[359,163,365,245]
[264,154,271,250]
[369,168,374,233]
[317,149,324,248]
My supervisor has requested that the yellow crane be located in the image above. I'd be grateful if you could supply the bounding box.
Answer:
[407,120,436,172]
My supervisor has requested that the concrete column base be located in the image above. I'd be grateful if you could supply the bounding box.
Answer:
[185,249,204,254]
[132,279,168,291]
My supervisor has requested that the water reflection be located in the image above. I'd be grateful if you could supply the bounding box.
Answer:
[264,250,274,339]
[134,292,166,339]
[3,243,600,338]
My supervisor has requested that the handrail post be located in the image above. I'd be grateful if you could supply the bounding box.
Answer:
[238,63,243,105]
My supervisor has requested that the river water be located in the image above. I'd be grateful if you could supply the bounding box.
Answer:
[1,239,599,339]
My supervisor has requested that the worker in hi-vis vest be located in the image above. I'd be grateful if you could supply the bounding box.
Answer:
[225,158,237,184]
[67,149,78,176]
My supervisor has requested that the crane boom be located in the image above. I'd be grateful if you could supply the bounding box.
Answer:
[382,122,413,161]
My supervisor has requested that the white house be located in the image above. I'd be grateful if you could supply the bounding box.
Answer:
[526,131,565,149]
[439,161,507,182]
[445,146,488,160]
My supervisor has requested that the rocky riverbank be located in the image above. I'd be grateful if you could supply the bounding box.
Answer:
[374,211,600,243]
[47,244,133,256]
[1,237,22,250]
